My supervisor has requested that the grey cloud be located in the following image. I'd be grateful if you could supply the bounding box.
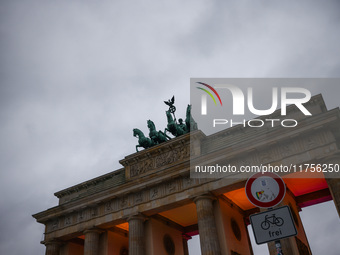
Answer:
[1,1,340,254]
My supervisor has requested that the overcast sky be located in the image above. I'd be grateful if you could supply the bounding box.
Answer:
[1,1,340,254]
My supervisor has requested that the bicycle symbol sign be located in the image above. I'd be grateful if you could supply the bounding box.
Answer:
[250,206,297,245]
[260,213,284,230]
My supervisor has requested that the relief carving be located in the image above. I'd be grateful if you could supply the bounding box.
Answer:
[166,180,176,193]
[105,201,113,212]
[150,187,159,199]
[130,145,189,177]
[120,196,128,208]
[155,153,168,167]
[51,219,59,230]
[237,155,252,169]
[65,216,71,226]
[91,207,97,217]
[259,148,274,163]
[155,146,188,168]
[134,193,143,203]
[131,158,155,177]
[183,176,192,188]
[304,135,319,150]
[280,142,295,158]
[78,211,84,221]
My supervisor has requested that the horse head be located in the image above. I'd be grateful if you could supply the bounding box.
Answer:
[133,128,142,138]
[133,128,138,137]
[186,104,191,113]
[147,120,155,130]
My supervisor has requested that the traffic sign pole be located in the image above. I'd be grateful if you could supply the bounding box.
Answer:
[268,207,284,255]
[275,240,283,255]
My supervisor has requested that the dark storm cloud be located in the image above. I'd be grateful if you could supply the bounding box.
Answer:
[1,1,339,254]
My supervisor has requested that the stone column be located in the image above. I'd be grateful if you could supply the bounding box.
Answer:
[84,228,102,255]
[326,178,340,216]
[323,155,340,217]
[182,234,191,255]
[127,214,146,255]
[45,240,62,255]
[194,195,221,255]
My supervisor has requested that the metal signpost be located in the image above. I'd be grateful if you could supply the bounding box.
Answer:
[245,172,297,255]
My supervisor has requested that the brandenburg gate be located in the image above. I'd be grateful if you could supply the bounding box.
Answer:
[33,94,340,255]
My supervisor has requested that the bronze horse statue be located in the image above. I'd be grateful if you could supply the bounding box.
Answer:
[185,104,198,132]
[164,110,185,137]
[147,120,169,144]
[132,97,198,152]
[133,128,154,152]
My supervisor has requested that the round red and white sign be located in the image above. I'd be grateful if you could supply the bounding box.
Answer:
[245,172,286,208]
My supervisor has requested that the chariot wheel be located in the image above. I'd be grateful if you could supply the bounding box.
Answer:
[169,105,176,114]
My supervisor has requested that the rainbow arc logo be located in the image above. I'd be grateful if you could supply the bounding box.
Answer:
[196,82,223,106]
[196,82,223,115]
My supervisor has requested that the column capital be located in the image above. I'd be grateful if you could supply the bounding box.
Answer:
[43,239,63,246]
[193,194,217,203]
[83,227,104,235]
[126,213,148,222]
[44,239,63,255]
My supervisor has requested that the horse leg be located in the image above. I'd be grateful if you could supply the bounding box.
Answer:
[160,130,171,140]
